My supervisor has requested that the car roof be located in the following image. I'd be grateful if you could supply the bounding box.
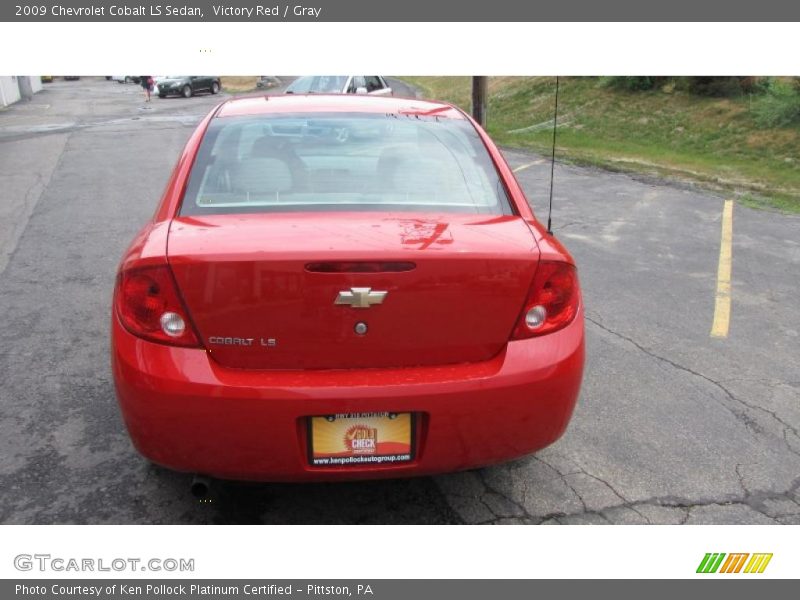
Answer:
[215,94,466,120]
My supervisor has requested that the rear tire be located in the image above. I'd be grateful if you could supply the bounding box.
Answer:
[182,85,192,99]
[158,94,167,99]
[211,81,220,95]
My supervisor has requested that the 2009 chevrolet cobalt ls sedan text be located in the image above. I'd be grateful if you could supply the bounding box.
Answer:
[111,94,585,482]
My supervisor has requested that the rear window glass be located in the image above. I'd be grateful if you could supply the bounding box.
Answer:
[179,112,512,216]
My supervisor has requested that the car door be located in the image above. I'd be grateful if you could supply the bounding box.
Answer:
[190,76,207,92]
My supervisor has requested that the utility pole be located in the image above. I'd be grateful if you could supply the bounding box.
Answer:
[472,76,487,127]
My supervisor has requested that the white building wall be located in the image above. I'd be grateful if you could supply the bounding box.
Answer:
[0,76,44,106]
[0,76,22,107]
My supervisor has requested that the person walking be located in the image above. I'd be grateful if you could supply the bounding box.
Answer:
[140,76,153,102]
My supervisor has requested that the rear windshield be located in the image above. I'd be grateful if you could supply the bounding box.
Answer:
[179,112,512,215]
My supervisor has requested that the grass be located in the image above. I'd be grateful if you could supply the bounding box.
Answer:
[400,77,800,213]
[219,76,260,93]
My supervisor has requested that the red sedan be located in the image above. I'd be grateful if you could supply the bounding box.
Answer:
[111,94,584,482]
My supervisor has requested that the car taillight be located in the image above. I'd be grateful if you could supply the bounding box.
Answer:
[114,265,200,347]
[511,261,580,339]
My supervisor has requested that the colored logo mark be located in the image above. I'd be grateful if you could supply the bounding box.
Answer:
[696,553,773,574]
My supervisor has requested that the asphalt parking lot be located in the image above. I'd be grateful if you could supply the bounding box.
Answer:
[1,77,798,524]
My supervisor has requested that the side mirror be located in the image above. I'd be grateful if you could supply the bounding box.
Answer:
[355,86,368,95]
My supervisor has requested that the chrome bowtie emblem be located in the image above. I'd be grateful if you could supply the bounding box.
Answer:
[335,287,388,308]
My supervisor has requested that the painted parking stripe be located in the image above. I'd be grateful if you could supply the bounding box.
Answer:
[512,159,544,173]
[711,199,734,338]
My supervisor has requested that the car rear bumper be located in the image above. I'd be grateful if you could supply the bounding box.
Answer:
[111,309,584,482]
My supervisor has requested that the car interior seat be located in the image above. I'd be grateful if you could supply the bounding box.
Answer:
[231,157,294,203]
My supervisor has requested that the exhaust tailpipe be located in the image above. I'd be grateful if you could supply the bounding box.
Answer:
[190,475,211,499]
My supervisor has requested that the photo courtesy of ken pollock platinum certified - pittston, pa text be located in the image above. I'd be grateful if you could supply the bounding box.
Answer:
[39,4,325,18]
[15,584,373,597]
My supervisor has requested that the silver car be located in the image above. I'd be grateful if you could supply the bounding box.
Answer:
[285,76,393,96]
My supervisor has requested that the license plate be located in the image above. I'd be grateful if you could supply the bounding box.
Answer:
[308,412,414,467]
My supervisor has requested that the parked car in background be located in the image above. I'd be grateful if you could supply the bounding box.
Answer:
[63,76,81,81]
[285,76,393,96]
[41,76,53,83]
[157,76,221,98]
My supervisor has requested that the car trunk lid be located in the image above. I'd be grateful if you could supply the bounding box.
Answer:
[167,213,539,369]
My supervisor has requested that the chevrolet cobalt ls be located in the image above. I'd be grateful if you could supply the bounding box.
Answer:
[112,94,584,481]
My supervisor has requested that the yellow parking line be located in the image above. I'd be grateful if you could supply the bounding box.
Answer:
[513,159,544,173]
[711,199,734,338]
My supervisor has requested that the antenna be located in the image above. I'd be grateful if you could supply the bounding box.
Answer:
[547,76,560,235]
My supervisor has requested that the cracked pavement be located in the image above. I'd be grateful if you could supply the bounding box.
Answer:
[433,150,800,524]
[1,78,798,524]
